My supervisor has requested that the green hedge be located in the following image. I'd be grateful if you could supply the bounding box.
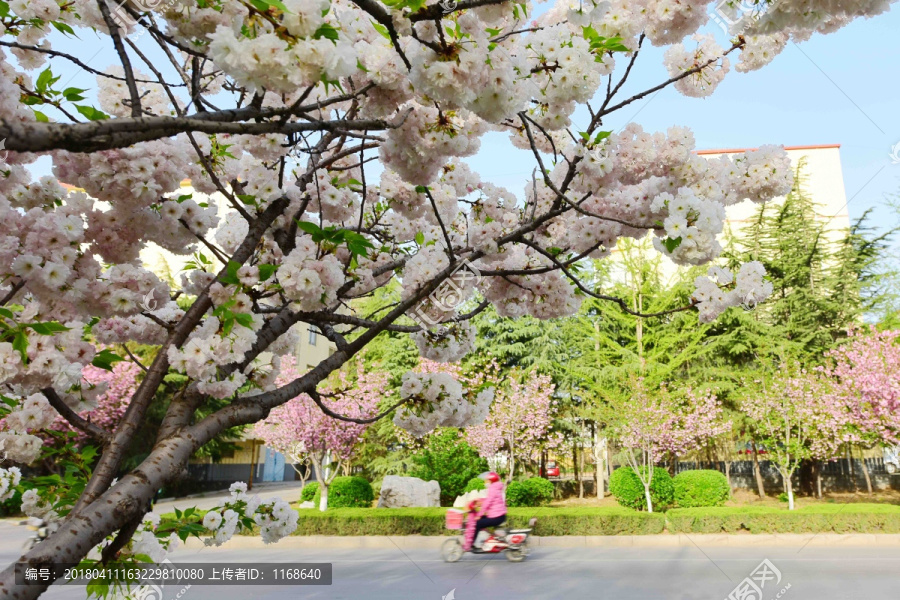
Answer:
[300,482,319,503]
[314,477,374,508]
[667,504,900,534]
[673,470,730,508]
[507,478,555,507]
[290,507,666,536]
[609,467,674,511]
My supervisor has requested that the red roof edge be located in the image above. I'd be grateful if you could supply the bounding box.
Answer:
[695,144,841,155]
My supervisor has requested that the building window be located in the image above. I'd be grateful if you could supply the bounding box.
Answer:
[308,325,318,346]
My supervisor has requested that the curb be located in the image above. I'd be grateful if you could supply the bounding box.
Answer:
[184,533,900,551]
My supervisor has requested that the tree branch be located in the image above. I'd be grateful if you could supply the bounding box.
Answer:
[42,387,111,444]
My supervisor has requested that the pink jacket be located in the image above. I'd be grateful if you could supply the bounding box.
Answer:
[478,481,507,518]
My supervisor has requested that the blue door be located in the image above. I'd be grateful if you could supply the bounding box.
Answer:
[262,447,286,482]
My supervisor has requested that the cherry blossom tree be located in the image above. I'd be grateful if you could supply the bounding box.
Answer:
[0,0,893,594]
[615,382,730,512]
[252,357,385,509]
[743,367,842,510]
[820,328,900,493]
[464,370,558,482]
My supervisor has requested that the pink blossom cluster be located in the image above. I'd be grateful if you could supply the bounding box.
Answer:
[617,385,731,463]
[822,328,900,447]
[464,372,557,470]
[252,356,385,462]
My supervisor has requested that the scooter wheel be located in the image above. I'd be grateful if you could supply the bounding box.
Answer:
[442,539,463,563]
[506,548,526,562]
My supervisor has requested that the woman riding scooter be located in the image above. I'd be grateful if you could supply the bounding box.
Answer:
[465,471,507,551]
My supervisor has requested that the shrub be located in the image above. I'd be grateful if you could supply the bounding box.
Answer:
[300,482,319,503]
[463,477,486,493]
[322,477,374,508]
[673,470,730,508]
[409,429,488,505]
[609,466,674,511]
[289,506,665,536]
[666,504,900,534]
[506,477,555,507]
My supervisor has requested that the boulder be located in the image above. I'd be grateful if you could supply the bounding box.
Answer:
[377,476,441,508]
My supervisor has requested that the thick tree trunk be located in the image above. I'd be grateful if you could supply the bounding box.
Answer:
[816,464,823,499]
[644,485,653,513]
[798,459,815,496]
[724,461,732,491]
[572,445,579,493]
[785,473,795,510]
[751,441,766,499]
[578,441,585,498]
[861,455,873,495]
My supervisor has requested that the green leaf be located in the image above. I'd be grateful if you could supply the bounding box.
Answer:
[234,313,254,329]
[26,321,70,335]
[414,185,429,194]
[236,194,258,206]
[51,21,77,36]
[663,237,682,253]
[75,105,110,121]
[219,260,242,286]
[296,221,324,236]
[313,23,339,41]
[32,109,49,122]
[258,264,277,281]
[415,232,425,245]
[371,21,391,40]
[92,349,124,371]
[36,68,54,94]
[593,130,612,145]
[248,0,290,12]
[62,87,87,102]
[12,331,27,361]
[0,2,9,18]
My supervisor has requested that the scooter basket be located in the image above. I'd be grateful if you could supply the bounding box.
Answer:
[445,509,465,530]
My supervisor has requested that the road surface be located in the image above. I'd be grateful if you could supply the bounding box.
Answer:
[1,522,895,599]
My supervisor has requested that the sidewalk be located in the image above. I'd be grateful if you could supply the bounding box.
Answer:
[153,481,306,515]
[181,532,900,550]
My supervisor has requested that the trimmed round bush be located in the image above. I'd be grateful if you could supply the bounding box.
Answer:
[609,466,674,512]
[463,477,486,494]
[300,481,319,503]
[673,470,730,508]
[328,476,375,508]
[506,477,555,507]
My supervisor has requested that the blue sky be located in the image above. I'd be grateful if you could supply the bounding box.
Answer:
[24,4,900,240]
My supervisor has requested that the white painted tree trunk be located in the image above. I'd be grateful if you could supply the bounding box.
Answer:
[644,485,654,513]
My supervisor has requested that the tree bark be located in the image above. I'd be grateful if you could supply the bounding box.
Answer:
[816,461,823,499]
[751,441,766,498]
[785,472,795,510]
[573,445,579,495]
[724,460,732,491]
[798,459,815,496]
[578,438,585,498]
[861,454,873,495]
[847,444,858,493]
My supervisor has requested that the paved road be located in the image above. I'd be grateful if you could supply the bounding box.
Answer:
[151,481,306,515]
[2,523,896,600]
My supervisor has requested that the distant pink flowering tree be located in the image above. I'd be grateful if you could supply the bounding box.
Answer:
[464,370,557,482]
[252,357,386,510]
[616,383,730,513]
[823,328,900,447]
[50,362,141,446]
[743,368,841,510]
